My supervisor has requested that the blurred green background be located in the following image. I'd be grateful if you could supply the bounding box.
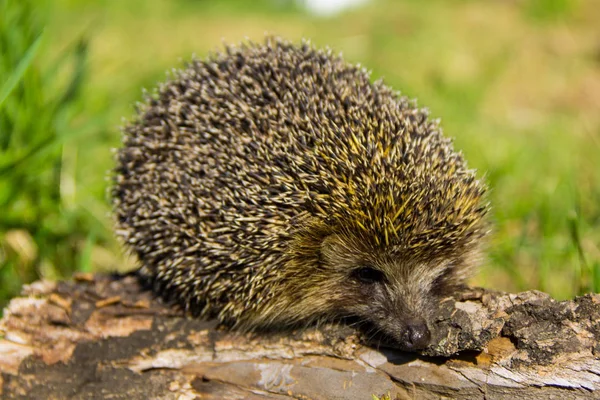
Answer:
[1,0,599,310]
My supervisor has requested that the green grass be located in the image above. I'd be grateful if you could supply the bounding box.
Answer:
[0,0,119,305]
[1,0,599,309]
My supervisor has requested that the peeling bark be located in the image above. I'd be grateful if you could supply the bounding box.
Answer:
[1,274,599,399]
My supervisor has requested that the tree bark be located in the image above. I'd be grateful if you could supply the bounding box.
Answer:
[1,274,599,399]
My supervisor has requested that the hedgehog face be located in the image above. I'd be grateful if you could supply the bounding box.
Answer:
[345,263,433,350]
[316,233,476,350]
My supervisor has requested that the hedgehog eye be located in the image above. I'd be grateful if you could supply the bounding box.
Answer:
[352,267,385,284]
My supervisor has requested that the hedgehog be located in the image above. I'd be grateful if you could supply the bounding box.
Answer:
[113,37,489,351]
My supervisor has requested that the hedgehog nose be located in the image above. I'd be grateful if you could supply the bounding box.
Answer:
[401,320,431,350]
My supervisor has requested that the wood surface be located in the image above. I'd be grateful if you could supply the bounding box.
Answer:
[1,274,599,399]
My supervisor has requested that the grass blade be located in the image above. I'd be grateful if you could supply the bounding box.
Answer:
[0,32,43,108]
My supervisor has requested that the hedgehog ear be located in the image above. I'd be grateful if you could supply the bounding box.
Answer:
[320,234,337,264]
[320,233,341,254]
[320,233,351,267]
[320,233,339,248]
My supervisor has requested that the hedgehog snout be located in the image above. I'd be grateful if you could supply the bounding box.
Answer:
[380,305,433,350]
[399,318,431,350]
[368,311,432,351]
[384,278,437,350]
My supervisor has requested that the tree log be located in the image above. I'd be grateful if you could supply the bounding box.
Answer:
[1,274,599,399]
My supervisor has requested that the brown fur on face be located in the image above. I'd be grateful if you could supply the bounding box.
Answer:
[113,37,489,351]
